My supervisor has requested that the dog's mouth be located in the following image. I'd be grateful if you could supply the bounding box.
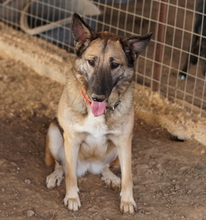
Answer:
[81,90,107,116]
[91,100,106,116]
[81,89,122,116]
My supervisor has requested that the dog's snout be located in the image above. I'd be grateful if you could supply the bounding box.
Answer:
[91,94,106,102]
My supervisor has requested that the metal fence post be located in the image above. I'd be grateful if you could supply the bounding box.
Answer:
[152,0,168,92]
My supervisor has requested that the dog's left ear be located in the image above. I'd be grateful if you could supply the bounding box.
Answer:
[71,13,96,56]
[122,32,153,67]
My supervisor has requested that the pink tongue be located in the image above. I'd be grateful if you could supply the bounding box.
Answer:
[91,101,106,116]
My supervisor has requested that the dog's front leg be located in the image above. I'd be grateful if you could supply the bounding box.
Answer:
[63,132,81,211]
[116,133,137,214]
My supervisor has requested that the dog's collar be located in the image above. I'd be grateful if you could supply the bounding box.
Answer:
[106,101,121,111]
[81,89,91,105]
[80,89,121,111]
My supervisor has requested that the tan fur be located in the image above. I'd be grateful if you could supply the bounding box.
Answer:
[110,157,120,167]
[45,134,55,166]
[45,13,152,215]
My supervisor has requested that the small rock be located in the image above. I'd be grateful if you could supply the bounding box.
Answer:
[174,184,180,190]
[141,164,149,169]
[24,179,31,184]
[27,210,35,218]
[140,121,144,126]
[200,150,205,154]
[187,189,192,194]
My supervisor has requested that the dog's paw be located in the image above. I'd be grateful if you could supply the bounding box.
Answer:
[101,166,121,190]
[46,170,64,189]
[179,72,187,81]
[63,195,81,211]
[101,175,121,190]
[120,198,137,214]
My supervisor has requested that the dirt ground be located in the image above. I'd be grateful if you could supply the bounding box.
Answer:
[1,47,206,220]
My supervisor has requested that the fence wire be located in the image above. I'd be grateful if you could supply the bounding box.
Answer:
[0,0,205,115]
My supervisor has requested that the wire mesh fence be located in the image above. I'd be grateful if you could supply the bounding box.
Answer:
[0,0,205,115]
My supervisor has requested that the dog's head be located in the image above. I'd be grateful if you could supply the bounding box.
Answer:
[71,13,152,116]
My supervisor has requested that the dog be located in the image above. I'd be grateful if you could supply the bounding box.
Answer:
[45,13,152,214]
[179,0,206,80]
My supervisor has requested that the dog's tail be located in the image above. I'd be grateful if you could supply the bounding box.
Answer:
[110,157,120,167]
[45,135,55,166]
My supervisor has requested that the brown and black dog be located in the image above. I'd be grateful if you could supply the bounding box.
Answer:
[45,13,152,214]
[179,0,206,79]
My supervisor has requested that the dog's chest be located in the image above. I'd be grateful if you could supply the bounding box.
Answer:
[74,112,110,157]
[74,110,109,135]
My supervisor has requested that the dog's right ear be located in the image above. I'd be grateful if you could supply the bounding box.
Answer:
[71,13,96,56]
[121,32,152,67]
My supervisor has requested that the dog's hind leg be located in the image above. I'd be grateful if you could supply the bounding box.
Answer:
[101,165,121,190]
[45,119,65,189]
[46,161,64,189]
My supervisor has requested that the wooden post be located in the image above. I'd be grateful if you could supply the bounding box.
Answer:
[152,0,168,92]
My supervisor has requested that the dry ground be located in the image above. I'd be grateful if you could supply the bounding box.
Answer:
[1,49,206,220]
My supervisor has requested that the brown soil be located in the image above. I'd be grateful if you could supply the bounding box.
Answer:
[1,50,206,220]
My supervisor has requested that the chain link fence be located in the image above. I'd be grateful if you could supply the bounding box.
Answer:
[0,0,205,115]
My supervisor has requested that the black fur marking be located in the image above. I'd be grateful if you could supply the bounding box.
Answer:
[119,39,135,68]
[53,117,64,135]
[89,65,113,99]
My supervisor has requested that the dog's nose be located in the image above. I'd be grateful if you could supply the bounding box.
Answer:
[91,94,106,102]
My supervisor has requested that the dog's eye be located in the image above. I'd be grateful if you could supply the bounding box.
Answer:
[111,62,120,69]
[88,59,95,67]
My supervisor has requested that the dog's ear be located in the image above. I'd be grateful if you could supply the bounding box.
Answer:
[122,32,152,67]
[71,13,96,56]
